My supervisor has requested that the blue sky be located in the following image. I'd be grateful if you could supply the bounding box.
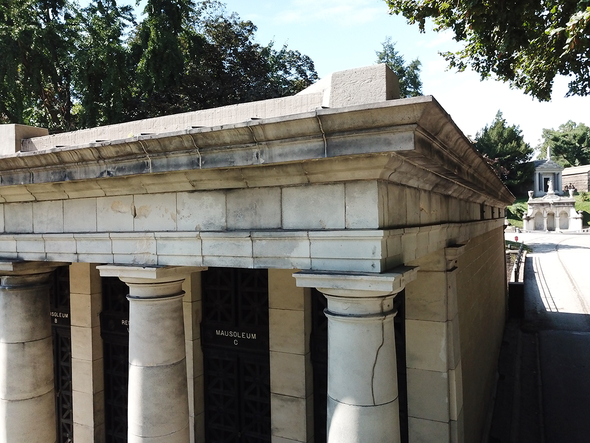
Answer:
[86,0,590,151]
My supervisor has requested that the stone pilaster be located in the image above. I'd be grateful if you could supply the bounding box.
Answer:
[294,267,418,443]
[0,261,65,443]
[70,263,105,443]
[268,269,314,442]
[181,272,205,443]
[405,245,467,443]
[97,265,204,443]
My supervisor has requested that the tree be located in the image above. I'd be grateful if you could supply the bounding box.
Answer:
[0,0,78,131]
[475,111,534,190]
[0,0,318,132]
[73,0,135,127]
[385,0,590,101]
[375,37,422,98]
[540,121,590,166]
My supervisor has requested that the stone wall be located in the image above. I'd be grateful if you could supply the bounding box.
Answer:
[562,172,590,192]
[456,226,507,443]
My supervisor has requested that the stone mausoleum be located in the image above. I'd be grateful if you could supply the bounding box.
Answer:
[532,149,564,197]
[523,150,583,231]
[0,65,514,443]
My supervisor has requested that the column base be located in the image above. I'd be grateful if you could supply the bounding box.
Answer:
[328,396,400,443]
[0,390,56,443]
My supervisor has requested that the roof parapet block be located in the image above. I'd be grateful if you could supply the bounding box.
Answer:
[0,124,48,156]
[297,64,400,108]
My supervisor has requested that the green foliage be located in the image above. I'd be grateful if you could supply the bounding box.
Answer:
[375,37,422,98]
[574,193,590,226]
[475,111,534,190]
[0,0,78,131]
[385,0,590,101]
[506,201,527,220]
[539,121,590,166]
[0,0,318,132]
[505,197,529,228]
[73,0,135,127]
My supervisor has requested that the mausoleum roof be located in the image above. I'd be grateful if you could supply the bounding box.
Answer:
[563,164,590,175]
[535,159,564,171]
[0,65,514,208]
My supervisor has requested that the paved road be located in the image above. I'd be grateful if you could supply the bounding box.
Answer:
[508,232,590,324]
[490,232,590,443]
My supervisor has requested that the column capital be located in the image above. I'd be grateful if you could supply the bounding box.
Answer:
[97,265,206,284]
[293,266,418,297]
[0,260,69,276]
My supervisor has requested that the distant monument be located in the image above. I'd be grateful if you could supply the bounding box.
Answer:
[523,148,583,231]
[532,146,564,197]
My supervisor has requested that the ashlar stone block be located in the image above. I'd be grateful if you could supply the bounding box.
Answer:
[345,181,380,229]
[177,191,226,231]
[268,268,306,311]
[227,188,281,230]
[405,272,448,322]
[269,308,306,355]
[282,184,345,230]
[406,319,448,372]
[4,202,33,233]
[407,368,450,422]
[33,200,64,233]
[133,193,177,232]
[64,199,97,232]
[97,196,134,232]
[270,351,308,398]
[270,393,310,442]
[408,416,450,443]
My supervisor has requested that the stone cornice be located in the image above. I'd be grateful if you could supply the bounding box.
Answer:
[0,97,513,207]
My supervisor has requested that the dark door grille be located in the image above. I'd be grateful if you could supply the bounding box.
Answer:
[310,289,328,443]
[202,268,271,443]
[394,290,409,443]
[101,277,130,443]
[50,266,73,443]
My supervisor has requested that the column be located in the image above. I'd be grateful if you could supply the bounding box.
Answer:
[543,214,548,231]
[98,265,205,443]
[0,261,64,443]
[294,267,418,443]
[534,172,539,196]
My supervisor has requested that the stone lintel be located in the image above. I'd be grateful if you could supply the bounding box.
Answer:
[293,266,419,297]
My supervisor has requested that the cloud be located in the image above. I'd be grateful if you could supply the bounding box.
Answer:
[276,0,387,26]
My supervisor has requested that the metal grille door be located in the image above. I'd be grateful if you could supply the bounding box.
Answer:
[310,289,328,443]
[101,277,130,443]
[201,268,271,443]
[50,266,73,443]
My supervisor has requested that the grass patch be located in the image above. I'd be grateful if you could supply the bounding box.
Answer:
[506,196,529,229]
[575,197,590,227]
